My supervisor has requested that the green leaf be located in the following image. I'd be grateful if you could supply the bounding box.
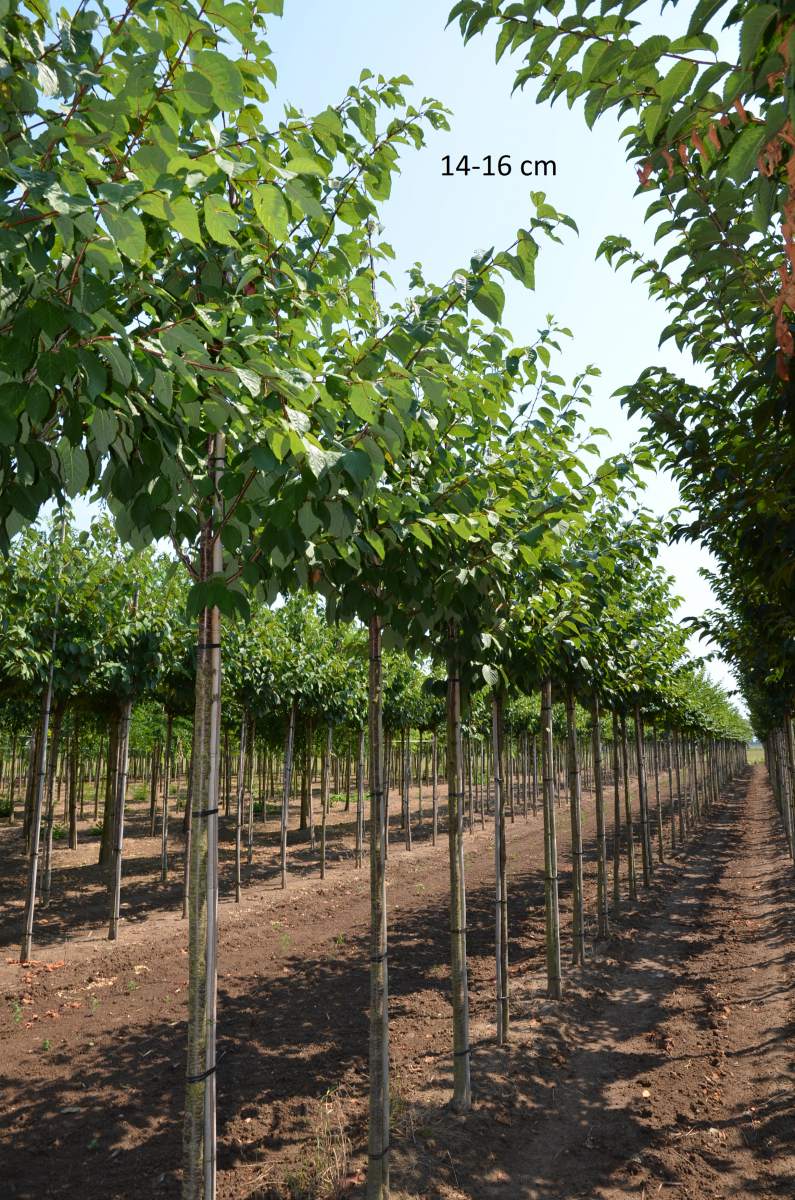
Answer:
[471,280,505,323]
[349,382,378,422]
[724,123,768,184]
[658,60,698,113]
[103,209,147,262]
[364,530,385,560]
[629,36,670,72]
[177,71,214,113]
[253,184,289,240]
[96,342,132,388]
[57,443,90,496]
[91,409,117,454]
[168,196,203,245]
[686,0,727,36]
[203,196,238,246]
[739,5,777,68]
[285,149,331,178]
[409,522,433,548]
[192,50,244,109]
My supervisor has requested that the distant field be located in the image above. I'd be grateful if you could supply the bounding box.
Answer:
[747,745,765,764]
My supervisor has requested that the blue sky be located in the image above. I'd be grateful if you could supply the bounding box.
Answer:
[263,1,740,701]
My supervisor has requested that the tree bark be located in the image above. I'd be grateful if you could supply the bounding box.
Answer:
[183,433,224,1200]
[234,716,247,903]
[541,679,562,999]
[366,615,389,1200]
[565,686,585,965]
[108,697,132,940]
[447,654,471,1110]
[591,694,608,939]
[491,690,508,1043]
[161,713,173,882]
[280,703,296,890]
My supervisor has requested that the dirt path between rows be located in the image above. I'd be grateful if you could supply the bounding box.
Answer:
[1,765,793,1199]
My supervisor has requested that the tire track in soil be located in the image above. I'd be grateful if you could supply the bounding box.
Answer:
[441,765,795,1200]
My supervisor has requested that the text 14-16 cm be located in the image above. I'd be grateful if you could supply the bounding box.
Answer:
[442,154,557,177]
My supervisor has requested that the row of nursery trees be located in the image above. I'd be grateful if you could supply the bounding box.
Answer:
[449,1,795,897]
[0,1,771,1198]
[2,503,750,1199]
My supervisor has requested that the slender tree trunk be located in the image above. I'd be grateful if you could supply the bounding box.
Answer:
[246,717,256,865]
[68,721,79,850]
[620,713,637,902]
[591,694,608,939]
[149,738,161,837]
[280,703,296,890]
[7,731,17,824]
[491,690,508,1043]
[447,655,471,1110]
[234,716,247,903]
[183,433,224,1200]
[565,686,585,966]
[355,727,365,870]
[161,714,174,882]
[108,697,132,940]
[611,713,621,917]
[20,680,59,962]
[321,722,332,878]
[673,730,685,844]
[541,679,562,999]
[99,712,121,870]
[651,725,664,863]
[634,703,652,889]
[366,615,389,1200]
[401,727,412,851]
[431,731,438,847]
[41,703,65,905]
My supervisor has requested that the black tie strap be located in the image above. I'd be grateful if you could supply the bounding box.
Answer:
[186,1064,216,1084]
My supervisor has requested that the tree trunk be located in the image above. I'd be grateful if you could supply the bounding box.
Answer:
[591,694,608,939]
[355,727,365,869]
[446,655,471,1111]
[541,679,562,999]
[491,690,508,1043]
[620,712,637,902]
[611,712,621,917]
[634,703,652,889]
[149,738,162,837]
[183,433,224,1200]
[68,721,79,850]
[402,728,412,851]
[280,703,296,889]
[108,697,132,940]
[99,711,121,870]
[431,731,438,847]
[20,679,58,961]
[234,716,247,903]
[321,722,332,879]
[366,615,389,1200]
[41,702,65,905]
[161,713,174,882]
[651,725,664,863]
[566,686,585,966]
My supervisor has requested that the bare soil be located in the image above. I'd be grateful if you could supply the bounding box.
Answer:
[1,764,793,1199]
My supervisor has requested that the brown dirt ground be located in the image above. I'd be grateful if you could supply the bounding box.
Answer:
[0,764,793,1199]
